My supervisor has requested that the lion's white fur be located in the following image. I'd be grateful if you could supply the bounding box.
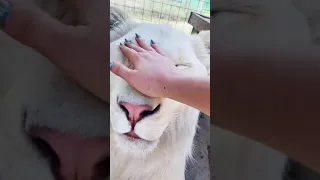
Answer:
[0,1,109,180]
[0,2,209,180]
[109,7,210,180]
[0,1,306,180]
[0,1,296,180]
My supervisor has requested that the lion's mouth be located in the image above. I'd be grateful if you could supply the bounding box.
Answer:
[124,130,141,139]
[118,102,161,141]
[28,127,110,180]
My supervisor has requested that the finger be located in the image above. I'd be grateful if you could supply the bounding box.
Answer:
[135,33,154,51]
[2,1,109,104]
[2,1,76,61]
[110,61,133,80]
[124,40,145,52]
[119,44,140,65]
[150,40,165,55]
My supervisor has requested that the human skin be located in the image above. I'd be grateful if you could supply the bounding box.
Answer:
[5,0,320,175]
[1,0,109,103]
[110,37,210,116]
[112,35,320,174]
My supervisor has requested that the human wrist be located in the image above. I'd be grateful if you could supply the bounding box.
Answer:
[160,72,184,99]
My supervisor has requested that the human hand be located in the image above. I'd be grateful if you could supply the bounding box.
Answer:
[0,0,108,102]
[110,35,180,98]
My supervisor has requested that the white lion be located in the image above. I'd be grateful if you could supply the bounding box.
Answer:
[109,7,210,180]
[0,1,210,180]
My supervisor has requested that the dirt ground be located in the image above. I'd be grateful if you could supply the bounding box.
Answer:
[185,113,211,180]
[185,112,287,180]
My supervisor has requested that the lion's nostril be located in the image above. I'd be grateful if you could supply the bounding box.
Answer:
[119,102,159,126]
[140,104,161,118]
[119,104,129,118]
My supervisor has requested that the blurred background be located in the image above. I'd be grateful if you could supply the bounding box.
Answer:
[110,0,210,34]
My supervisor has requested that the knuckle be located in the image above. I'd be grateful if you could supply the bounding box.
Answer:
[139,52,149,58]
[115,65,127,77]
[132,52,140,59]
[113,64,120,74]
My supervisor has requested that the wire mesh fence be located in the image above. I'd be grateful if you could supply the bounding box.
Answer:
[110,0,210,34]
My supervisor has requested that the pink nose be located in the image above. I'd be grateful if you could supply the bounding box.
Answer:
[119,102,153,126]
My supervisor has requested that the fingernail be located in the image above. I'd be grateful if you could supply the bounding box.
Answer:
[0,1,10,27]
[119,42,123,46]
[135,33,141,38]
[151,39,156,44]
[124,39,132,43]
[110,61,113,70]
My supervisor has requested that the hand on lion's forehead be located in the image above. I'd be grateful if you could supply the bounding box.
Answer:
[0,2,209,180]
[109,6,209,180]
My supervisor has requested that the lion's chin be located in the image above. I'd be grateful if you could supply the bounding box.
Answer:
[112,133,160,156]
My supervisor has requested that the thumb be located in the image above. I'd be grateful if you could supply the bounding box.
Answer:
[110,61,133,80]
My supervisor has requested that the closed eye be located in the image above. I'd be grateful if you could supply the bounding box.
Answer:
[175,63,191,67]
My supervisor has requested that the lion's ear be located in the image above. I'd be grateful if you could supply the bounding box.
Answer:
[110,6,137,42]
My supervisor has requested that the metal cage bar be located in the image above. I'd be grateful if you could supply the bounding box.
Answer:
[110,0,210,34]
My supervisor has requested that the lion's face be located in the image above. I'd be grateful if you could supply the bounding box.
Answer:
[110,24,209,156]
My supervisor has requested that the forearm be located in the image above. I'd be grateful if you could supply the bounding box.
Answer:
[213,50,320,172]
[164,75,210,116]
